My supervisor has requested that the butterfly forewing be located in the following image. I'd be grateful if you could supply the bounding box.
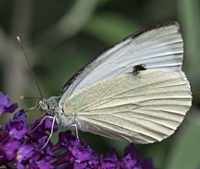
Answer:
[63,70,191,144]
[59,22,184,107]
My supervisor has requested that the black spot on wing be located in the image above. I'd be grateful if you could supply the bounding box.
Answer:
[132,64,146,76]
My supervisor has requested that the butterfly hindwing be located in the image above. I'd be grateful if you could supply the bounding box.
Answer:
[63,70,191,143]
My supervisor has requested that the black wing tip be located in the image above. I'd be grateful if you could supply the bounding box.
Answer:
[148,21,180,29]
[130,21,181,39]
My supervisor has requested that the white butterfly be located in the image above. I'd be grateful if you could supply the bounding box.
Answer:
[39,21,192,144]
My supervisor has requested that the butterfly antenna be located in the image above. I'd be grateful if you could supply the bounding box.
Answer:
[17,36,43,99]
[18,105,39,116]
[24,105,39,113]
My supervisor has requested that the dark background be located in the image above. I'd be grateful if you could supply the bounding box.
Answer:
[0,0,200,168]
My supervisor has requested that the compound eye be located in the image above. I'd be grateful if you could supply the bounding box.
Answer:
[40,103,48,111]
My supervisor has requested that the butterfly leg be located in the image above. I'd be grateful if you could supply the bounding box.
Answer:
[41,116,56,150]
[30,115,53,133]
[30,115,56,149]
[71,123,79,139]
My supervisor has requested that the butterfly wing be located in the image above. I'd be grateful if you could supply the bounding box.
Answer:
[59,22,184,106]
[63,70,191,143]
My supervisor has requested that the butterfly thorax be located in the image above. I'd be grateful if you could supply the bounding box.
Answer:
[38,96,76,128]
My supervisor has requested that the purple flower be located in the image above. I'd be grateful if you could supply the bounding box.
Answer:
[0,92,18,116]
[16,144,34,162]
[0,139,20,164]
[0,92,157,169]
[5,117,29,139]
[121,154,137,168]
[100,148,121,168]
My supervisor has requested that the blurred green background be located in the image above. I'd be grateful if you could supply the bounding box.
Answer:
[0,0,200,168]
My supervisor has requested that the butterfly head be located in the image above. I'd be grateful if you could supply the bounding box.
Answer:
[38,96,62,116]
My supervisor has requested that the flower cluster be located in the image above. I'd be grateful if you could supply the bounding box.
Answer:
[0,92,156,169]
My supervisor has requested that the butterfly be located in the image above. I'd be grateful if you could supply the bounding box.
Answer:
[38,21,192,144]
